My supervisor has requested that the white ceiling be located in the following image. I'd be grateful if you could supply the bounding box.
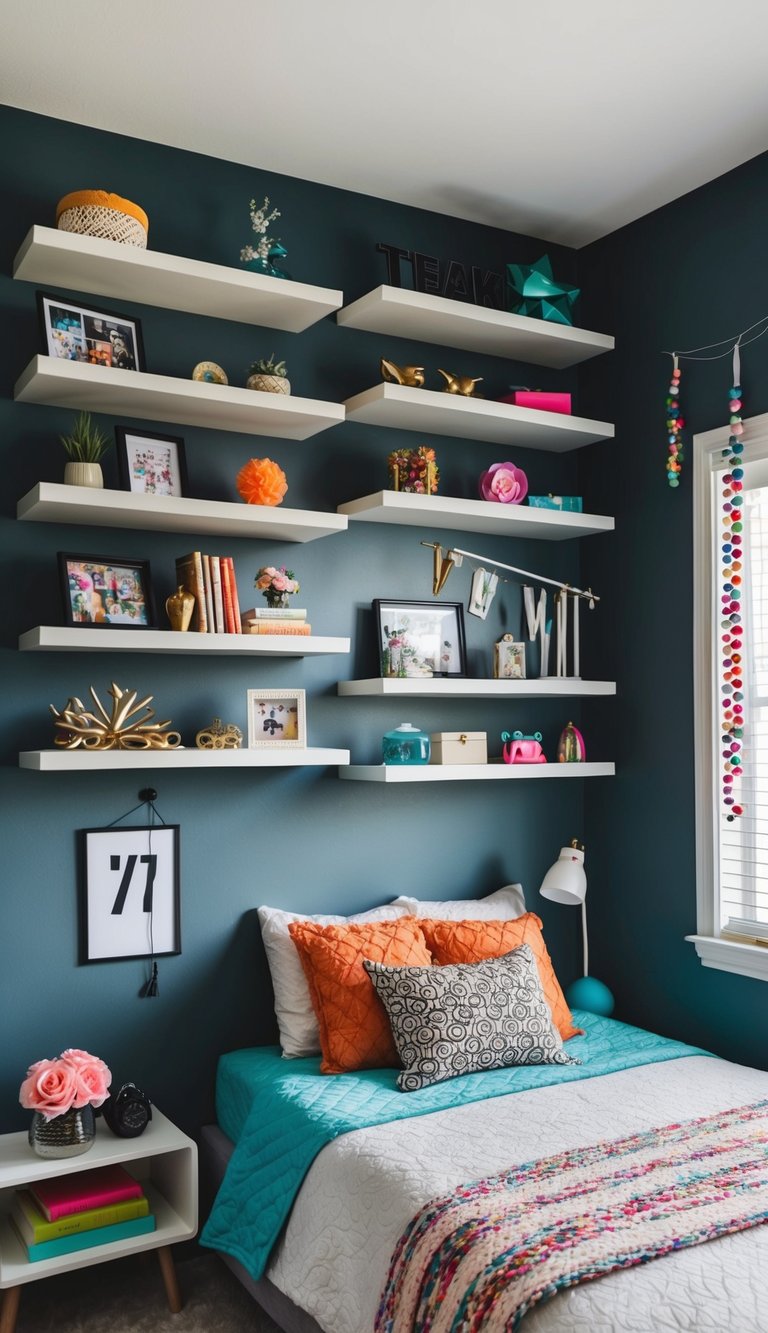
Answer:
[4,0,768,247]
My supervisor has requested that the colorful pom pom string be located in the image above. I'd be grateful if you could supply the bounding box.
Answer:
[720,340,745,821]
[665,355,684,488]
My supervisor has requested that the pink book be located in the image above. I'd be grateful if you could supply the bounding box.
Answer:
[30,1165,144,1221]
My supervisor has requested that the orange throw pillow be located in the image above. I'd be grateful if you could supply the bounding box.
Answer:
[288,917,432,1073]
[420,914,582,1042]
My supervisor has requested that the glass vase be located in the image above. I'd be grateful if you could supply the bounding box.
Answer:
[29,1105,96,1158]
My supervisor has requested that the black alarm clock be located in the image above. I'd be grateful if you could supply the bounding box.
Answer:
[101,1082,152,1138]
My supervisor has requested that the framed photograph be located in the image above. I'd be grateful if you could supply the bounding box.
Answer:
[58,552,157,629]
[247,688,306,748]
[79,825,181,964]
[374,598,467,678]
[37,291,144,371]
[115,427,188,497]
[494,635,527,680]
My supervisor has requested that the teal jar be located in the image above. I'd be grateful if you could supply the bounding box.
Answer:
[382,722,431,765]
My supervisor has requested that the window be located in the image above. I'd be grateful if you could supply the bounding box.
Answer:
[689,412,768,980]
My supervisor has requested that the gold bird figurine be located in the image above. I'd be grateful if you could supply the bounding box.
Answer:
[380,357,425,388]
[437,369,483,396]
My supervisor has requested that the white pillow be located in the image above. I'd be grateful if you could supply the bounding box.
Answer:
[258,900,416,1058]
[390,884,526,921]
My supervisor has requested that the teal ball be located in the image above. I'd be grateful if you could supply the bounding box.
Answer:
[567,975,615,1016]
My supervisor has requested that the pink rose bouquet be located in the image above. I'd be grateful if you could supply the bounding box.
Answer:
[255,565,300,608]
[478,460,528,505]
[19,1048,111,1121]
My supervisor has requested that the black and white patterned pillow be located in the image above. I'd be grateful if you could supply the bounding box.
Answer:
[363,944,578,1092]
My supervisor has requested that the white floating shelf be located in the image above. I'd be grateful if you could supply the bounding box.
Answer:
[14,357,344,441]
[338,678,616,698]
[343,382,613,452]
[340,762,615,783]
[19,627,350,657]
[337,490,613,540]
[337,285,614,368]
[18,482,348,544]
[19,748,350,772]
[14,226,343,333]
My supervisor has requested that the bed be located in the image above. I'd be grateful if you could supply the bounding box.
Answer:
[200,892,768,1330]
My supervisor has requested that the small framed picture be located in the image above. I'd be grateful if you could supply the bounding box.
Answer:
[37,291,144,371]
[374,599,467,678]
[494,635,527,680]
[58,552,157,629]
[247,689,307,748]
[115,427,188,497]
[79,825,181,964]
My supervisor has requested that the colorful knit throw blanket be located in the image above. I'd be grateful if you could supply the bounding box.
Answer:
[376,1099,768,1331]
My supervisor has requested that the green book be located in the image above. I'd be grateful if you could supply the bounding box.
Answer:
[13,1189,149,1244]
[14,1212,155,1262]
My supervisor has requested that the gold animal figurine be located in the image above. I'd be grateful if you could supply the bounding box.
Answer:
[380,357,425,388]
[195,717,243,750]
[437,369,483,397]
[50,682,182,750]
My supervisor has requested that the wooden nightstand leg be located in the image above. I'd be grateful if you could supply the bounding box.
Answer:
[157,1245,183,1313]
[0,1286,21,1333]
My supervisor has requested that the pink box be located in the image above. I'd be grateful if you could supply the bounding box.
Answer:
[501,391,572,415]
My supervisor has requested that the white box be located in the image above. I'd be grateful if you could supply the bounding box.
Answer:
[429,731,487,765]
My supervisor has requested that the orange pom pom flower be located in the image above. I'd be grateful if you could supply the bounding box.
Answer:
[236,457,288,507]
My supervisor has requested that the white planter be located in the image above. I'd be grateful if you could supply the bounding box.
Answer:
[246,374,291,395]
[64,461,104,488]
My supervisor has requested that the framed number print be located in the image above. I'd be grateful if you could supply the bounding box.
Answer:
[79,825,181,964]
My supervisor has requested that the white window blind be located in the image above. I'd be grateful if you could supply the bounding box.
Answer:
[719,462,768,942]
[690,413,768,980]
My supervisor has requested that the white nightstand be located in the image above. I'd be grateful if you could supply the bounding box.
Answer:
[0,1108,197,1333]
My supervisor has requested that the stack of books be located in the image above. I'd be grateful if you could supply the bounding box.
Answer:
[241,606,312,636]
[175,551,242,634]
[11,1164,155,1263]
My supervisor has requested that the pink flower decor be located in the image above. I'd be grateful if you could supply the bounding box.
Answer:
[19,1049,112,1121]
[478,461,528,505]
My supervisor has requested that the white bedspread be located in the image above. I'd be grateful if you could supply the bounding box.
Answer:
[266,1055,768,1332]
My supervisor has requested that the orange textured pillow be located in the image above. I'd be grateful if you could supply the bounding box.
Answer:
[420,914,582,1042]
[288,917,432,1073]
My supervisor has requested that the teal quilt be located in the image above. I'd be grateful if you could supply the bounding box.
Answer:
[200,1012,709,1279]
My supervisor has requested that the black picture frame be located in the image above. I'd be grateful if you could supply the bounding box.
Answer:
[78,825,181,964]
[58,552,158,629]
[373,598,467,678]
[115,427,189,498]
[36,290,145,372]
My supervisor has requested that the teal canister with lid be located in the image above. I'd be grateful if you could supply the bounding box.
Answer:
[382,722,431,765]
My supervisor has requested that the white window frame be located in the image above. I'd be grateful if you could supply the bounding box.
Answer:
[687,410,768,981]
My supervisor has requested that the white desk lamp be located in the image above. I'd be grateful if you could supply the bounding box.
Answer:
[539,839,614,1015]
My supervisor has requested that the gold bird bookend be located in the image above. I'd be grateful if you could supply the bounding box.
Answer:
[380,357,425,388]
[437,369,483,397]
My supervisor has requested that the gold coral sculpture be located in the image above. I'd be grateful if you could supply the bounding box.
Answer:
[50,682,182,750]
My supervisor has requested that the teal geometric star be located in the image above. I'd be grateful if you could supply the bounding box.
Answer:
[506,254,580,326]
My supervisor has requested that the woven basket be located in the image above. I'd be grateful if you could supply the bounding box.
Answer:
[56,191,149,249]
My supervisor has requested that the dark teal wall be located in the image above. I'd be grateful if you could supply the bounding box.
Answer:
[0,105,611,1135]
[578,151,768,1068]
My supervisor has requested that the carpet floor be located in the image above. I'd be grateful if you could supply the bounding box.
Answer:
[10,1252,282,1332]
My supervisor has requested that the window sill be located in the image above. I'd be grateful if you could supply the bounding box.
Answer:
[686,934,768,982]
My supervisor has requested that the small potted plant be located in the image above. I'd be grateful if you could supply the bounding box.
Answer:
[247,355,291,396]
[60,411,111,488]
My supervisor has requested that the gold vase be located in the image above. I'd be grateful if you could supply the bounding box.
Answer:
[165,585,195,632]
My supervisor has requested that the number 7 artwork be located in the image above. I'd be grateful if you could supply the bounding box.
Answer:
[79,825,181,964]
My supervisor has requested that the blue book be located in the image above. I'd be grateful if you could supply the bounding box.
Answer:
[16,1212,155,1262]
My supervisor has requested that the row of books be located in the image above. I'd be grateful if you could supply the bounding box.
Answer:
[175,551,243,635]
[11,1164,155,1263]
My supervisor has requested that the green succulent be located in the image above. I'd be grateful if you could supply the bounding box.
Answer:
[60,411,111,463]
[249,354,287,377]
